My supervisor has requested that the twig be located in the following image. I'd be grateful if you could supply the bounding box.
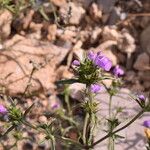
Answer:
[0,125,16,141]
[22,66,36,97]
[85,109,144,149]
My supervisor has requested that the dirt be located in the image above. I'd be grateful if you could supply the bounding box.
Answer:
[0,0,150,149]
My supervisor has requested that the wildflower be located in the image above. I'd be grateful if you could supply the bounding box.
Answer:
[51,103,60,110]
[143,120,150,128]
[138,94,145,101]
[72,60,80,66]
[87,51,112,71]
[95,55,112,71]
[113,65,124,77]
[88,51,97,61]
[0,105,7,114]
[90,84,101,93]
[50,99,60,111]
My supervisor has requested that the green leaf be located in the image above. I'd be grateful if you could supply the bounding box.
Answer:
[23,103,34,118]
[39,6,49,21]
[55,79,79,85]
[114,134,125,139]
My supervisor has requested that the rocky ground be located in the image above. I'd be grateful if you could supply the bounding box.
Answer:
[0,0,150,149]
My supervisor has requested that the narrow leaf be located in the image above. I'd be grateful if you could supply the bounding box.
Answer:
[24,103,34,117]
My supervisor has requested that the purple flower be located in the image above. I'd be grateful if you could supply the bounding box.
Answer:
[88,51,97,61]
[138,94,145,101]
[113,65,124,77]
[95,55,112,71]
[50,99,61,111]
[143,120,150,128]
[0,105,7,114]
[72,60,80,66]
[51,104,60,110]
[90,84,101,93]
[87,51,112,71]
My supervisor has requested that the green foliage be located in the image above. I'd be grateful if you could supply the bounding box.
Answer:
[78,58,100,85]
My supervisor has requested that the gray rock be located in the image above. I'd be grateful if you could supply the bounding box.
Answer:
[140,25,150,54]
[0,35,70,95]
[97,0,116,13]
[133,53,150,71]
[59,2,85,25]
[94,89,148,150]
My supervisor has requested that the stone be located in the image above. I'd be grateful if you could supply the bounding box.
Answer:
[89,3,102,21]
[51,0,66,7]
[68,83,86,101]
[125,71,136,82]
[0,9,13,39]
[118,31,136,54]
[107,7,121,25]
[0,35,70,95]
[38,116,47,123]
[59,2,85,25]
[29,22,43,32]
[72,0,93,9]
[57,26,77,41]
[140,25,150,54]
[102,26,121,41]
[133,53,150,71]
[47,24,57,41]
[97,0,116,13]
[138,71,150,82]
[23,10,35,29]
[56,66,74,80]
[94,88,148,150]
[91,27,102,43]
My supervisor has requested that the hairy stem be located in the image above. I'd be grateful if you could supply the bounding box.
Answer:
[0,124,16,140]
[108,95,114,150]
[83,112,89,144]
[65,89,71,116]
[85,109,144,149]
[109,95,113,117]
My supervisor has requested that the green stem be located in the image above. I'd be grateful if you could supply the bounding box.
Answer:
[85,109,144,149]
[108,95,114,150]
[109,95,113,117]
[0,124,16,140]
[108,137,111,150]
[50,135,56,150]
[22,120,37,130]
[83,112,89,145]
[22,119,83,149]
[65,90,71,116]
[108,136,115,150]
[88,112,97,146]
[112,137,115,150]
[55,135,83,148]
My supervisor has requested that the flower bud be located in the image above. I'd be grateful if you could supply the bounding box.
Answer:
[0,105,7,115]
[90,84,101,93]
[143,120,150,128]
[113,65,124,77]
[72,60,80,66]
[138,94,145,101]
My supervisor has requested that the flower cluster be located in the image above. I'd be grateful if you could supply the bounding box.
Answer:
[72,51,124,76]
[88,51,112,71]
[72,51,124,94]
